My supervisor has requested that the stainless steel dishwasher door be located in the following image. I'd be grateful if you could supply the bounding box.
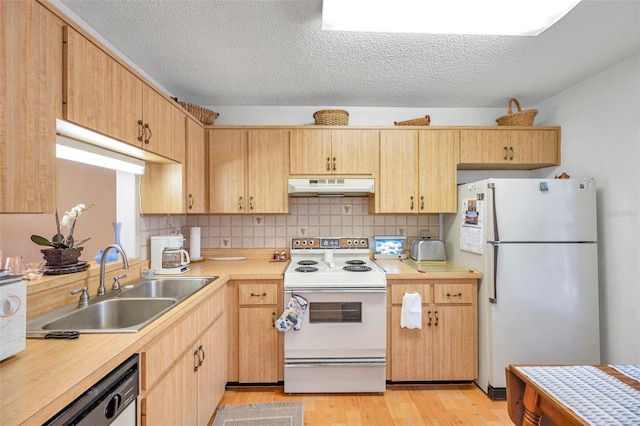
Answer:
[44,354,139,426]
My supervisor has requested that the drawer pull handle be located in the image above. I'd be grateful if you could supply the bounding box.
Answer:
[446,292,463,297]
[272,311,276,327]
[251,292,267,297]
[427,310,432,327]
[434,310,439,326]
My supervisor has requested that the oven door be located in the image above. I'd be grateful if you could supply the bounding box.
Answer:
[284,288,386,359]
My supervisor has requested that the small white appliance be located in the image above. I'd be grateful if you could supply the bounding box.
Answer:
[373,235,407,259]
[150,235,190,275]
[444,178,600,400]
[0,275,26,361]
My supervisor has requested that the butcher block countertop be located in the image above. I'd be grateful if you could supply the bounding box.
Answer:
[0,251,479,425]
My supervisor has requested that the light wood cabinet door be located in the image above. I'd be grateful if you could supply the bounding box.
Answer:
[289,129,378,176]
[185,116,207,213]
[459,128,560,169]
[247,129,289,214]
[331,129,379,175]
[289,129,332,175]
[377,130,418,213]
[141,350,197,426]
[140,163,184,214]
[418,130,459,213]
[141,84,186,163]
[196,324,218,426]
[238,305,279,383]
[208,129,289,214]
[208,129,248,213]
[1,1,61,212]
[64,26,143,148]
[390,305,433,381]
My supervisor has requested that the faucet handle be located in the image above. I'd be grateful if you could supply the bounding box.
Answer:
[112,274,127,291]
[71,287,89,308]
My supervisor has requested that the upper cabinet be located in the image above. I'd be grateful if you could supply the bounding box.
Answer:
[208,128,290,214]
[1,0,63,213]
[459,127,560,170]
[63,27,185,163]
[375,129,459,214]
[289,129,379,176]
[185,116,207,214]
[63,26,142,149]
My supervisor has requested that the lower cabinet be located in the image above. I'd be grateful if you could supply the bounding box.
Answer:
[388,279,478,381]
[228,280,283,383]
[139,285,227,425]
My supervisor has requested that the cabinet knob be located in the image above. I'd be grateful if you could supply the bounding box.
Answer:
[188,194,194,209]
[410,196,414,211]
[420,195,424,210]
[427,310,432,326]
[509,146,515,160]
[326,157,331,171]
[238,196,244,210]
[503,146,509,160]
[249,196,254,210]
[332,157,337,171]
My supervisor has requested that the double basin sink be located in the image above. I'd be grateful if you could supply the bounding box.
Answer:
[26,276,218,335]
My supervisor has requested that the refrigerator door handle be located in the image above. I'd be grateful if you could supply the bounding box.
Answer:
[488,183,499,242]
[489,242,498,304]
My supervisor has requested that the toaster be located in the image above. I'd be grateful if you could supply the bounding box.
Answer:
[411,239,446,262]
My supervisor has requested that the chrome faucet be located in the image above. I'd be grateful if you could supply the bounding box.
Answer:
[98,244,129,296]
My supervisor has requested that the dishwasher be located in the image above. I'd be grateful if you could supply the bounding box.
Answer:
[44,354,139,426]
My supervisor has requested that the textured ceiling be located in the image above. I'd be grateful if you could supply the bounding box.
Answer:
[57,0,640,108]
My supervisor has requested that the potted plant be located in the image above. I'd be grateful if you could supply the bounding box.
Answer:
[31,203,94,266]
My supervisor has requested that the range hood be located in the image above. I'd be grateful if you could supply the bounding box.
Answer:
[288,178,375,197]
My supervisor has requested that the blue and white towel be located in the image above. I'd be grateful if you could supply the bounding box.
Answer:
[275,294,309,332]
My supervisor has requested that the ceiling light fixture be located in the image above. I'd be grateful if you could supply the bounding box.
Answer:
[322,0,583,36]
[56,134,145,175]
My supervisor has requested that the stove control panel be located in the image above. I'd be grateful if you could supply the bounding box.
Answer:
[291,237,369,250]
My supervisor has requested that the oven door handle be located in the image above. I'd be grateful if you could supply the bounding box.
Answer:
[285,288,387,293]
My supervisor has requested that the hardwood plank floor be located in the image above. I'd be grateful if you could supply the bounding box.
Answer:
[216,384,513,425]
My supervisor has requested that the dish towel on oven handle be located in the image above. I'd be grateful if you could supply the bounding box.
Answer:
[275,293,309,332]
[401,292,422,329]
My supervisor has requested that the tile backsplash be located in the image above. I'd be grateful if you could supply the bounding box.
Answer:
[139,197,439,258]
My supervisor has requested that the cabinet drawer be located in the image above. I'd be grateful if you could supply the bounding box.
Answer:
[239,284,278,305]
[433,284,474,304]
[391,284,431,305]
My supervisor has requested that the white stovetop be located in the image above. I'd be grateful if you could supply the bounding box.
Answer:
[285,253,386,289]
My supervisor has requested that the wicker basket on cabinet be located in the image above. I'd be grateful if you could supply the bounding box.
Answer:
[394,115,431,126]
[173,98,219,125]
[313,109,349,125]
[495,98,537,126]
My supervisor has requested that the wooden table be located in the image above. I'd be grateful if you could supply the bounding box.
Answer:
[506,365,640,426]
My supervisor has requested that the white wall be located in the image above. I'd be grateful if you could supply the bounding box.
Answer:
[535,53,640,364]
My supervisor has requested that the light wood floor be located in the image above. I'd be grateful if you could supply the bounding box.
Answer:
[217,384,514,425]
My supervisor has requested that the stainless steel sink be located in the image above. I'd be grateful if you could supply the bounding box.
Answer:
[27,276,219,334]
[118,277,217,300]
[42,298,176,331]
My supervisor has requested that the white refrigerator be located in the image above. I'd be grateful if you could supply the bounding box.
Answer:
[444,178,600,399]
